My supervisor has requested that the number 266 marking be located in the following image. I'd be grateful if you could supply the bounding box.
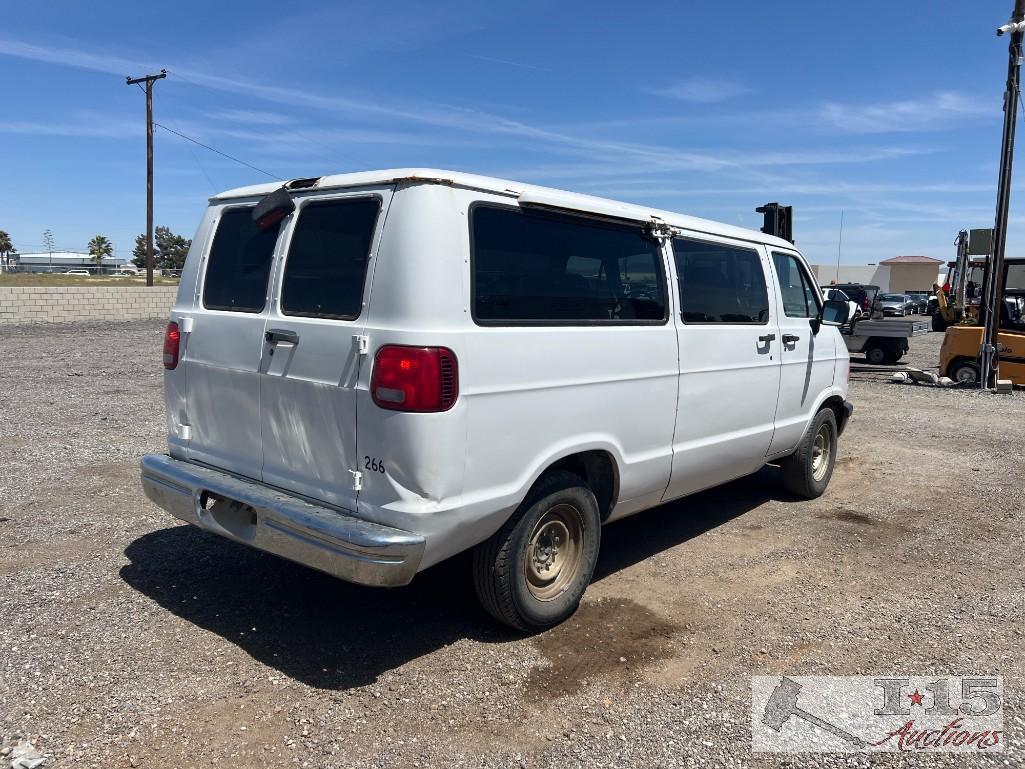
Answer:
[364,456,386,474]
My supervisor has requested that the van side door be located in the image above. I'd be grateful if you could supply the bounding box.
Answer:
[661,234,782,501]
[767,250,837,455]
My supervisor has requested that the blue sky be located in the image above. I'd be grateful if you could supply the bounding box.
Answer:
[0,0,1020,265]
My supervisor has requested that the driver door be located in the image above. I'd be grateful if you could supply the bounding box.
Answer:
[768,250,836,455]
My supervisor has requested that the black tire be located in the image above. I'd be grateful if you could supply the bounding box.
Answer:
[865,344,887,365]
[472,470,601,631]
[780,409,838,499]
[948,359,980,386]
[931,312,947,332]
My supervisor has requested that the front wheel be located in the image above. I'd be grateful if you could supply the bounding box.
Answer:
[780,408,838,499]
[473,470,601,631]
[949,359,980,386]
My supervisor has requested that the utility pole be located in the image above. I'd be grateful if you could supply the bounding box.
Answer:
[125,69,166,287]
[982,1,1025,387]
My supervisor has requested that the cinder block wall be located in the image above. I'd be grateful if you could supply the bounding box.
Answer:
[0,286,179,325]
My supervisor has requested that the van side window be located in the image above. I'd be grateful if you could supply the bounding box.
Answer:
[772,252,820,318]
[281,198,380,320]
[471,206,667,324]
[672,238,769,324]
[203,207,280,313]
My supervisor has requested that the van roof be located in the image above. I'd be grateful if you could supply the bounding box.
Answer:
[211,168,797,251]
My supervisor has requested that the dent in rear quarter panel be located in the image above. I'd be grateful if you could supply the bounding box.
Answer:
[163,211,211,459]
[353,183,473,568]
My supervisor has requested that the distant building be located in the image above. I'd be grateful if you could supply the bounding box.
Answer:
[878,255,944,293]
[812,264,887,288]
[10,251,135,274]
[811,255,944,294]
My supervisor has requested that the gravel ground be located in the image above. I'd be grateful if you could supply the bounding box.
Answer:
[1,321,1023,769]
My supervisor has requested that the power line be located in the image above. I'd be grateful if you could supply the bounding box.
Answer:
[153,122,281,180]
[150,89,217,192]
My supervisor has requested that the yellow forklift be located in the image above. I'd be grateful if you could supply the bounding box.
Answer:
[939,258,1025,384]
[937,0,1025,388]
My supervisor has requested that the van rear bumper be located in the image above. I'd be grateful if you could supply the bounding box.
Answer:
[140,454,425,587]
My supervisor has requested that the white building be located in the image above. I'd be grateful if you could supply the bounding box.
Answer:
[11,251,135,274]
[811,255,944,293]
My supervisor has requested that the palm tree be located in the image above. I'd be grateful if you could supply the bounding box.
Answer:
[0,230,11,272]
[88,235,114,272]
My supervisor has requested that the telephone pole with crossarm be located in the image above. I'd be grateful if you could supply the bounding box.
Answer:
[125,69,166,287]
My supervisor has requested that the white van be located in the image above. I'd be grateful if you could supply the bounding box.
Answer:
[141,169,852,630]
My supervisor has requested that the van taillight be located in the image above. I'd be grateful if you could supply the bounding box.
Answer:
[371,345,458,412]
[163,321,181,370]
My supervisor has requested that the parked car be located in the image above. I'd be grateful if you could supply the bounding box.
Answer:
[905,291,930,314]
[140,168,853,630]
[63,269,91,276]
[879,293,913,316]
[110,271,136,277]
[821,287,861,323]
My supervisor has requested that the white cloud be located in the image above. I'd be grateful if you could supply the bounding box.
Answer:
[204,109,294,126]
[818,91,992,133]
[0,118,135,138]
[650,76,750,104]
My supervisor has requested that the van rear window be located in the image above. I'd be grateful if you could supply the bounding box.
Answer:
[280,197,380,320]
[203,207,280,313]
[471,206,667,325]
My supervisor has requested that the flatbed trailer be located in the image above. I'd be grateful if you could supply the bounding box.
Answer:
[842,318,930,365]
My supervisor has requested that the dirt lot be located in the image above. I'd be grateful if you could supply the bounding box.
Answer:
[1,321,1023,768]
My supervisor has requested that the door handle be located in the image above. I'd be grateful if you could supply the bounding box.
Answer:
[265,328,299,345]
[758,333,776,343]
[782,333,801,344]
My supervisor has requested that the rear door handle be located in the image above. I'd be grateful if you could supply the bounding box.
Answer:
[758,333,776,343]
[265,328,299,345]
[782,333,800,344]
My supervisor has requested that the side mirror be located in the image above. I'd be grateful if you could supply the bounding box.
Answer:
[820,299,850,327]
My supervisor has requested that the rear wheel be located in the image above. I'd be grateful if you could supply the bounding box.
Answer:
[473,470,600,631]
[949,359,980,386]
[780,408,838,499]
[865,344,887,365]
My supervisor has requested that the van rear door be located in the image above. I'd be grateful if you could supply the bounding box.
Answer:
[184,204,284,478]
[259,188,392,512]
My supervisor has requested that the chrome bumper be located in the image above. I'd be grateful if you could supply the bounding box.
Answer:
[140,454,425,587]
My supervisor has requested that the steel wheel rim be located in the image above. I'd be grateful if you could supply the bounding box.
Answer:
[525,504,583,601]
[811,424,832,482]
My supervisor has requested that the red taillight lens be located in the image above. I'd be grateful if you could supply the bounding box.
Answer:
[371,345,458,412]
[163,321,181,370]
